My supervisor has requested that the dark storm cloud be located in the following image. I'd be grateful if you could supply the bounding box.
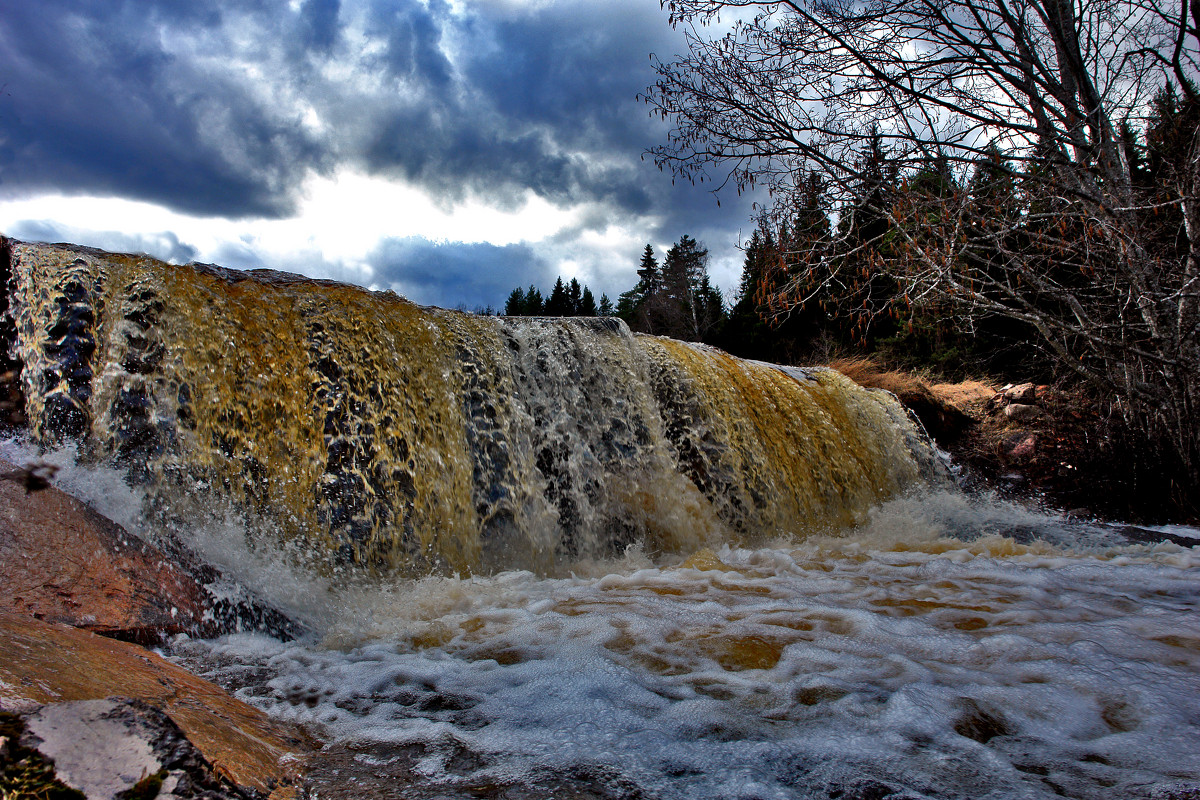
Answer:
[0,0,328,217]
[364,0,453,89]
[368,237,552,310]
[340,0,673,216]
[0,0,759,302]
[0,0,713,222]
[464,5,662,156]
[298,0,344,54]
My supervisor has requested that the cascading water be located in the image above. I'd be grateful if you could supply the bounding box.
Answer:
[4,239,1199,800]
[5,240,939,574]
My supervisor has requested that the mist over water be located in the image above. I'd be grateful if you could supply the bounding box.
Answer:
[21,444,1200,800]
[5,241,1200,798]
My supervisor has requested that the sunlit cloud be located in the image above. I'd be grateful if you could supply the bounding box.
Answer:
[0,0,762,308]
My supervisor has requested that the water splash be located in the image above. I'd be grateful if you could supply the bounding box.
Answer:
[7,241,940,573]
[6,240,1198,798]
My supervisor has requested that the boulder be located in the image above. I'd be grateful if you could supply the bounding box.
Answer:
[1004,382,1038,404]
[0,458,301,644]
[0,458,211,642]
[0,609,309,795]
[1003,403,1043,423]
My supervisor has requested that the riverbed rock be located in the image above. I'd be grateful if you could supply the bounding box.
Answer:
[1004,382,1038,404]
[20,697,261,799]
[0,457,302,644]
[1003,403,1043,423]
[0,609,309,795]
[0,457,211,642]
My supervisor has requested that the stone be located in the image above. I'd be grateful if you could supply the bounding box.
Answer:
[21,698,256,799]
[1003,403,1042,423]
[0,609,310,795]
[1004,434,1038,460]
[1003,382,1038,404]
[0,458,301,644]
[0,457,211,642]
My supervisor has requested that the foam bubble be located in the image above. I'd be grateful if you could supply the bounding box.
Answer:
[169,492,1200,800]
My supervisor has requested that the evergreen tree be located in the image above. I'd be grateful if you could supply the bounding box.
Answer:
[524,285,544,315]
[598,293,614,316]
[722,227,780,359]
[504,288,525,316]
[618,244,663,333]
[567,278,584,316]
[636,244,661,296]
[579,287,599,317]
[545,277,571,316]
[660,235,723,342]
[720,174,833,362]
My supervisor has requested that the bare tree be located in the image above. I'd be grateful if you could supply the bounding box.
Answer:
[645,0,1200,494]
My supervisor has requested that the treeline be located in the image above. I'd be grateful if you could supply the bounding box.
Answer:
[718,86,1200,381]
[504,276,612,317]
[503,234,728,344]
[507,84,1194,385]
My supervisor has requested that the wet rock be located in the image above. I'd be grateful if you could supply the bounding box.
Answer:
[0,610,310,795]
[953,698,1013,743]
[0,457,302,644]
[20,697,259,799]
[0,457,210,642]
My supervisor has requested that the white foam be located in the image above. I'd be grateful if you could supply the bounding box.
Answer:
[171,493,1200,800]
[15,439,1196,796]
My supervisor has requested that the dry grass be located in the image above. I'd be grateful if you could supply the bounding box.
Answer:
[927,380,998,413]
[827,356,935,404]
[827,356,976,443]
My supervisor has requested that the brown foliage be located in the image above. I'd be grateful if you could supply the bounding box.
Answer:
[828,357,971,442]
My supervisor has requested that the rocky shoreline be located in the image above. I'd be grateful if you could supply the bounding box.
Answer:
[830,356,1198,527]
[0,458,311,799]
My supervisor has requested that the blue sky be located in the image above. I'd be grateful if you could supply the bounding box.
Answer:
[0,0,760,310]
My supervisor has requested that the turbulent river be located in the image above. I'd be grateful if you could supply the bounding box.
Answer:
[4,240,1199,799]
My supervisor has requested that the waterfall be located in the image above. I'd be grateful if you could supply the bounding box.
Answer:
[4,240,942,574]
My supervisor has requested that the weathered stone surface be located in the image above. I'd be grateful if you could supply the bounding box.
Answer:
[1003,382,1038,404]
[1003,433,1038,460]
[1003,403,1043,423]
[0,609,309,795]
[24,699,159,799]
[0,457,211,642]
[21,698,259,799]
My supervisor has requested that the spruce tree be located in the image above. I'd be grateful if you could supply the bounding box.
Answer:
[567,278,584,316]
[579,287,598,316]
[504,288,525,316]
[661,235,709,340]
[618,245,663,333]
[545,277,571,316]
[524,285,544,315]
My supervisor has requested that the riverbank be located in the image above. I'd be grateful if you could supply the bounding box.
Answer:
[830,357,1199,526]
[0,460,312,799]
